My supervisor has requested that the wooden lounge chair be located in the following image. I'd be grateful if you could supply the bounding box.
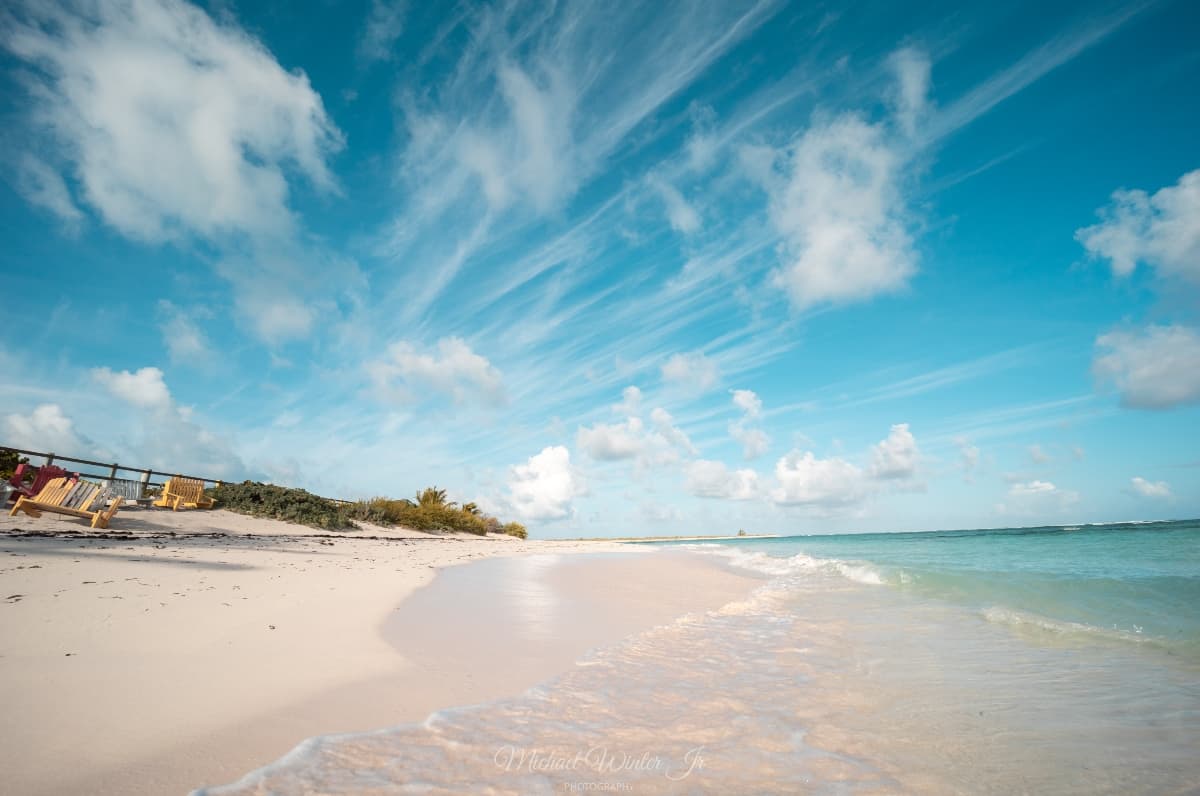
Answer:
[9,477,123,529]
[153,477,215,511]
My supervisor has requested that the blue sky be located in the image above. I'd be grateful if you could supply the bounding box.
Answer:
[1,0,1197,537]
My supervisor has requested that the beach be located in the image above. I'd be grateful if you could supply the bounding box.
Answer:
[0,507,757,795]
[5,507,1198,795]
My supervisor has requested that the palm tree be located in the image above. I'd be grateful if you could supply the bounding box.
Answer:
[416,487,454,508]
[462,502,482,516]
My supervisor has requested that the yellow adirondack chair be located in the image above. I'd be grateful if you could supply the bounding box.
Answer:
[153,477,215,511]
[9,477,123,529]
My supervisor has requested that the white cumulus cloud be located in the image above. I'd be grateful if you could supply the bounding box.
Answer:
[1076,169,1200,285]
[92,366,173,410]
[1009,480,1058,497]
[1130,477,1171,499]
[613,385,643,416]
[2,0,342,242]
[869,423,920,479]
[1093,325,1200,409]
[770,450,867,508]
[577,417,647,461]
[999,480,1080,517]
[368,337,505,406]
[649,408,697,457]
[661,351,719,392]
[3,403,90,454]
[751,50,927,310]
[685,460,759,500]
[730,425,770,460]
[506,445,582,521]
[730,389,762,418]
[728,388,770,460]
[577,403,695,466]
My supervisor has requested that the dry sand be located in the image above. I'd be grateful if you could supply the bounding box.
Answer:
[0,505,757,795]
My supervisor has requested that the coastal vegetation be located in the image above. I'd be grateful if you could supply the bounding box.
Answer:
[347,488,527,537]
[0,449,29,481]
[210,482,356,530]
[206,480,527,537]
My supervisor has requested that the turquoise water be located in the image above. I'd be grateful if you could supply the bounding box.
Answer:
[680,519,1200,660]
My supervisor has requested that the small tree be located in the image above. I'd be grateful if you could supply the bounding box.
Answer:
[415,487,454,508]
[0,449,30,482]
[500,521,527,539]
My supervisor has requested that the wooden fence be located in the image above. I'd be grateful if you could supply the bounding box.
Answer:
[1,444,355,505]
[2,445,220,490]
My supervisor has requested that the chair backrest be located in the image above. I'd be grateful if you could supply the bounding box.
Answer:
[29,465,78,496]
[103,478,145,500]
[7,462,31,489]
[29,477,76,507]
[29,477,100,508]
[170,477,205,501]
[61,481,101,511]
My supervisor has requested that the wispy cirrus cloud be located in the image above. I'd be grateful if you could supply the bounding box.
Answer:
[358,0,406,64]
[927,4,1151,142]
[376,0,783,328]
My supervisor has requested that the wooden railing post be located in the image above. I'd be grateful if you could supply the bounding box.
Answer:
[45,452,55,466]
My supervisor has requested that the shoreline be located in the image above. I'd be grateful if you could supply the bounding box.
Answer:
[0,508,758,795]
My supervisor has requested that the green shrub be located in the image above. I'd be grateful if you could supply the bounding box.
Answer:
[500,521,528,539]
[1,449,30,482]
[211,481,356,530]
[345,486,529,537]
[346,495,490,535]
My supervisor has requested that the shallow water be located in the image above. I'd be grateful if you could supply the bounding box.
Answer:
[198,521,1200,794]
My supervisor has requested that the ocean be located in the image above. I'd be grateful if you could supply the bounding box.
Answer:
[199,520,1200,794]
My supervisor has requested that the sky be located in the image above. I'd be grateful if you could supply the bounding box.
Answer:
[1,0,1198,538]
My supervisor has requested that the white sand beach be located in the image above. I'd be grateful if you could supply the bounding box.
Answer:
[0,506,757,795]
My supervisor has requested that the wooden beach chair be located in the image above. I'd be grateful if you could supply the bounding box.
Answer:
[9,477,123,529]
[153,477,215,511]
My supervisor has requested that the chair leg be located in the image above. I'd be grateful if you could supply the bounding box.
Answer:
[10,498,39,518]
